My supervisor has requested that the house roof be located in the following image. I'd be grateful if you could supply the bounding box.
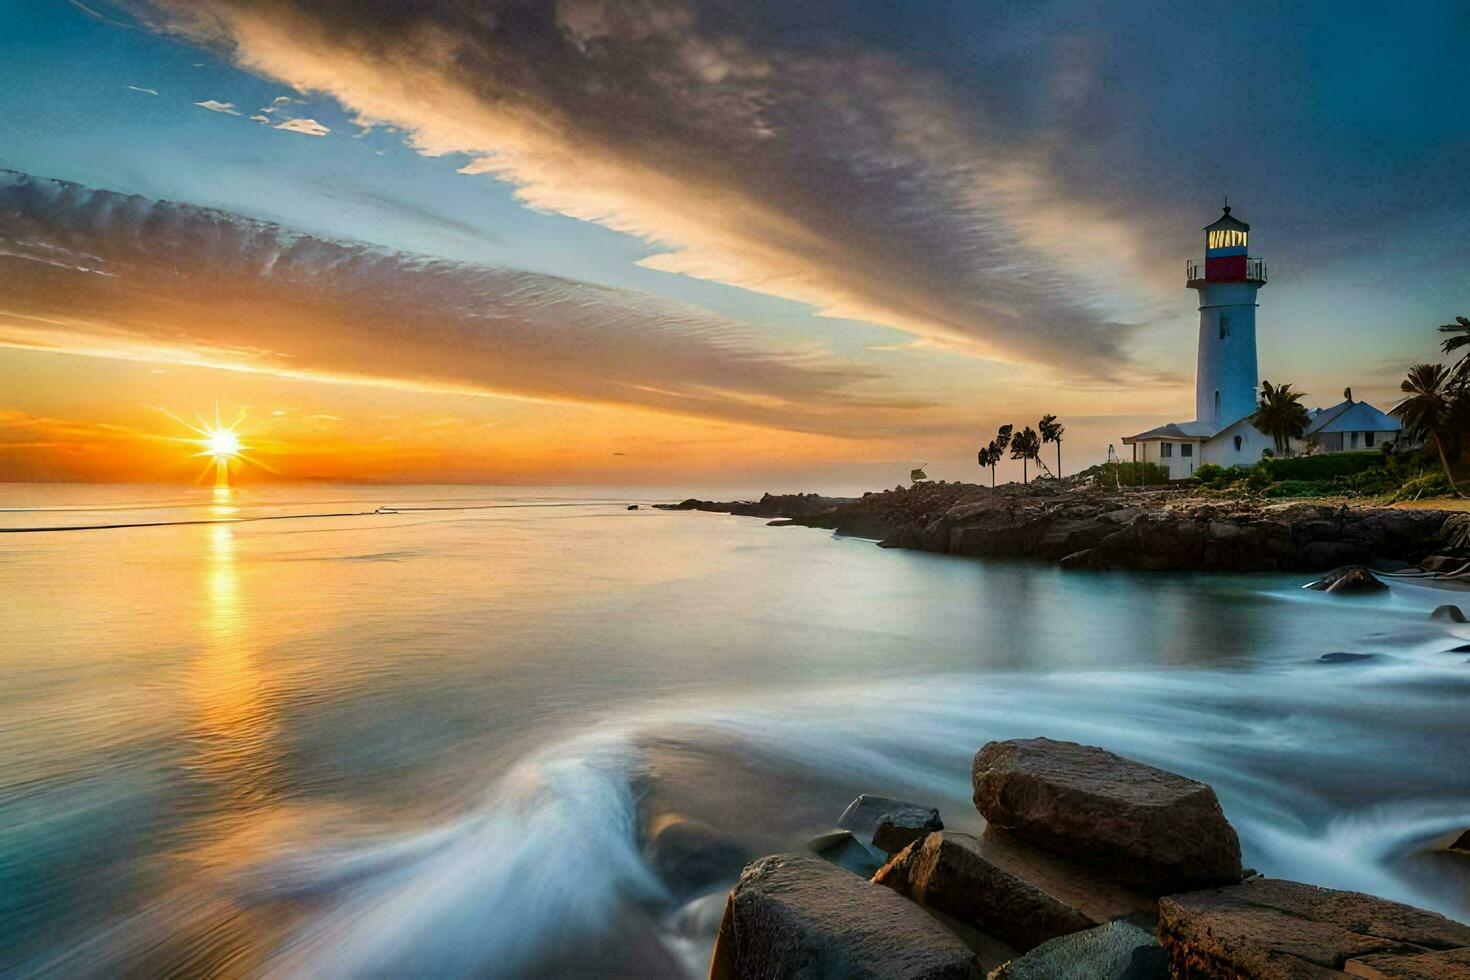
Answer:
[1204,206,1249,233]
[1305,399,1401,435]
[1121,419,1220,443]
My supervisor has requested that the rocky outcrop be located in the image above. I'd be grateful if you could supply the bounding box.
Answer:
[807,829,881,877]
[972,738,1242,893]
[987,918,1166,980]
[708,741,1470,980]
[645,815,750,899]
[1157,878,1470,979]
[763,484,1458,572]
[654,492,857,519]
[837,793,943,855]
[873,830,1153,952]
[708,853,982,979]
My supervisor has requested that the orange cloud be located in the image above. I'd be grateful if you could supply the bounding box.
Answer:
[130,0,1169,377]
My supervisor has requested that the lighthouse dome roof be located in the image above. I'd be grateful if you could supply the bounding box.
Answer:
[1204,206,1249,232]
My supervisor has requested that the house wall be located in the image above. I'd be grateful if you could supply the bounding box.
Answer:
[1314,430,1397,453]
[1201,424,1275,466]
[1137,439,1200,480]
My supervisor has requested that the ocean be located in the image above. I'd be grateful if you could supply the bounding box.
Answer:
[2,483,1468,977]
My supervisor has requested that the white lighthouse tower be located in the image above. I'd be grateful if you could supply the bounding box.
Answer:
[1190,206,1266,427]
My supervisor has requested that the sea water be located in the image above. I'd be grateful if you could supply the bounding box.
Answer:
[2,483,1467,977]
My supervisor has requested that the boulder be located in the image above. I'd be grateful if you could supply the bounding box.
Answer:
[972,738,1242,893]
[837,794,943,855]
[1157,878,1470,979]
[1100,507,1146,525]
[1318,652,1377,664]
[644,815,749,898]
[1431,604,1468,623]
[807,830,881,877]
[1449,830,1470,855]
[988,918,1167,980]
[873,830,1154,953]
[1344,947,1470,978]
[1316,567,1389,595]
[708,854,982,979]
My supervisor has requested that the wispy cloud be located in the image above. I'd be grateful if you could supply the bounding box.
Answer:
[126,0,1174,379]
[0,170,934,438]
[126,84,158,95]
[249,114,269,124]
[274,117,329,137]
[192,99,239,115]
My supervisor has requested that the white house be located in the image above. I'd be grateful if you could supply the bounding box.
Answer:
[1122,207,1400,479]
[1304,393,1401,453]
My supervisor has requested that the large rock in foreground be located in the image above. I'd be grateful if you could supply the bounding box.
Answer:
[1158,878,1470,978]
[873,830,1154,952]
[972,738,1241,893]
[988,918,1166,980]
[709,854,981,979]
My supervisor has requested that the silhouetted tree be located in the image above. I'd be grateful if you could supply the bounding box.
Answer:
[1394,363,1465,498]
[1438,315,1470,392]
[1249,380,1310,457]
[1010,426,1041,484]
[1038,414,1065,482]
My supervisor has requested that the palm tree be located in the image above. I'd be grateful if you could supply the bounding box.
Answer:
[977,444,998,486]
[1249,380,1310,457]
[1438,315,1470,392]
[1038,414,1065,482]
[1010,426,1041,484]
[978,424,1013,487]
[1394,363,1465,498]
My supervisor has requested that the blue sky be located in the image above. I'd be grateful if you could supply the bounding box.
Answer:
[1,0,1467,484]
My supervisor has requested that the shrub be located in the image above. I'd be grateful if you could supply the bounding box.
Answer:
[1261,452,1383,482]
[1192,463,1227,487]
[1386,471,1451,503]
[1263,479,1334,498]
[1100,461,1170,486]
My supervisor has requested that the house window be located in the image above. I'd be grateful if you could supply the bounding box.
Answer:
[1366,432,1375,447]
[1219,314,1229,340]
[1181,443,1193,458]
[1161,442,1173,458]
[1234,435,1243,452]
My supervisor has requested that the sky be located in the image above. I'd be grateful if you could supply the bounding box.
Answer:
[1,0,1467,488]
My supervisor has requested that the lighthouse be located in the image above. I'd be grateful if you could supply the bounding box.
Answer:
[1122,204,1402,478]
[1189,206,1266,427]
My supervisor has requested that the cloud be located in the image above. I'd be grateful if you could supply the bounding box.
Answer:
[193,99,239,115]
[274,117,329,136]
[126,84,159,95]
[249,114,269,124]
[0,170,932,439]
[125,0,1171,379]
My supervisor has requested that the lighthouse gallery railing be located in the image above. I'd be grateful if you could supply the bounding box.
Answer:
[1186,257,1267,283]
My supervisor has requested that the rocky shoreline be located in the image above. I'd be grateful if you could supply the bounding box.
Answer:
[703,737,1470,978]
[659,485,1463,573]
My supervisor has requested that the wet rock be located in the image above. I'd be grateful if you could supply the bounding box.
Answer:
[1420,555,1468,573]
[1444,644,1470,654]
[1311,566,1388,594]
[988,918,1166,980]
[1431,604,1467,623]
[708,854,982,980]
[644,816,749,898]
[1449,830,1470,855]
[626,504,639,510]
[1100,506,1146,525]
[1158,878,1470,979]
[837,794,943,855]
[1345,947,1470,977]
[1318,652,1377,664]
[873,830,1154,953]
[1301,540,1374,570]
[972,738,1241,893]
[807,830,881,877]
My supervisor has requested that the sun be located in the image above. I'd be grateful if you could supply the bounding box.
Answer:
[163,404,264,489]
[203,427,242,460]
